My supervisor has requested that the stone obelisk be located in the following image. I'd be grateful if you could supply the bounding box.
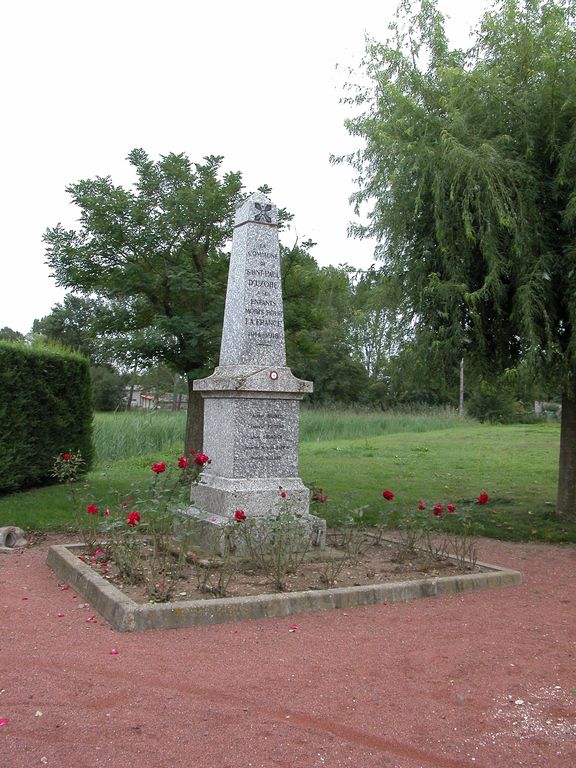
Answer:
[182,191,324,547]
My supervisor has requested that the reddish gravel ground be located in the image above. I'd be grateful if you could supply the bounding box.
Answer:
[1,537,575,768]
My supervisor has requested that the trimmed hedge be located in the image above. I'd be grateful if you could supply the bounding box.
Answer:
[0,342,93,494]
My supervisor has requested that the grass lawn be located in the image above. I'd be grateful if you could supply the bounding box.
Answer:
[0,413,573,543]
[300,422,570,542]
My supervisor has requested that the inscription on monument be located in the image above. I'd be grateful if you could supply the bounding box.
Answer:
[243,250,284,347]
[233,399,298,478]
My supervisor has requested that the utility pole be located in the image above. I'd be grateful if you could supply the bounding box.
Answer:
[458,357,465,416]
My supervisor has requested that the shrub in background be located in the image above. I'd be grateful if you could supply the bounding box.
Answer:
[466,380,518,424]
[0,341,93,493]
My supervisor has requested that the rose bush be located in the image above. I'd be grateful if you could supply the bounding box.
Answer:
[53,451,211,600]
[377,489,483,568]
[53,449,488,602]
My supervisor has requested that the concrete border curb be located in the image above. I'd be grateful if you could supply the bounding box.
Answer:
[47,543,522,632]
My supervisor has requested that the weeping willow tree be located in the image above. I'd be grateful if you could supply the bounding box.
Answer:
[337,0,576,518]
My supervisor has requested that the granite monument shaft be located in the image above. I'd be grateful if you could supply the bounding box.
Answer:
[183,192,324,545]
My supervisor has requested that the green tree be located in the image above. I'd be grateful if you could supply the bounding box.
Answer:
[349,268,406,381]
[281,239,325,377]
[375,337,460,408]
[309,265,371,404]
[44,149,243,452]
[90,365,127,411]
[339,0,576,518]
[0,327,25,343]
[138,364,187,410]
[32,295,109,363]
[282,243,370,403]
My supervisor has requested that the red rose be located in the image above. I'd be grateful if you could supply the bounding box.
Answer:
[86,504,99,515]
[151,462,166,474]
[382,489,395,501]
[476,491,489,505]
[433,503,443,517]
[103,508,110,517]
[280,491,287,499]
[127,511,141,526]
[446,503,456,513]
[63,453,71,461]
[194,453,210,466]
[418,500,426,511]
[177,456,189,469]
[234,509,246,521]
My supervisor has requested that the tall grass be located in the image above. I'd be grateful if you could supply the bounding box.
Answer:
[300,405,474,442]
[93,411,186,465]
[92,406,473,466]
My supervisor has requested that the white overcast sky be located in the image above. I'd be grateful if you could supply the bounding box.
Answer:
[0,0,488,334]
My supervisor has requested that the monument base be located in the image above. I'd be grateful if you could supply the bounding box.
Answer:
[176,475,326,555]
[190,474,313,517]
[177,508,326,557]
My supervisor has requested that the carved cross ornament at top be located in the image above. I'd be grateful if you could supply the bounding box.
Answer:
[254,202,272,223]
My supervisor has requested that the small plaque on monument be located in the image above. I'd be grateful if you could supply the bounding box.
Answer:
[180,192,325,550]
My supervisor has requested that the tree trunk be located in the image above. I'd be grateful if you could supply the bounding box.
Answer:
[556,388,576,519]
[172,374,178,411]
[185,379,204,455]
[126,381,135,411]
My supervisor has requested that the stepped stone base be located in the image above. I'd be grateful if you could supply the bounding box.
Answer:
[178,475,326,555]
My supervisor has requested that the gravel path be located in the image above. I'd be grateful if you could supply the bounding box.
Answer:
[1,537,574,768]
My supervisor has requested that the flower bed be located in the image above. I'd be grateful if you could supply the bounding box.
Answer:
[81,531,484,603]
[47,537,522,632]
[47,450,522,630]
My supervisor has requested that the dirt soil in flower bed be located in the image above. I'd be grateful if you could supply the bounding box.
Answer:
[84,532,485,604]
